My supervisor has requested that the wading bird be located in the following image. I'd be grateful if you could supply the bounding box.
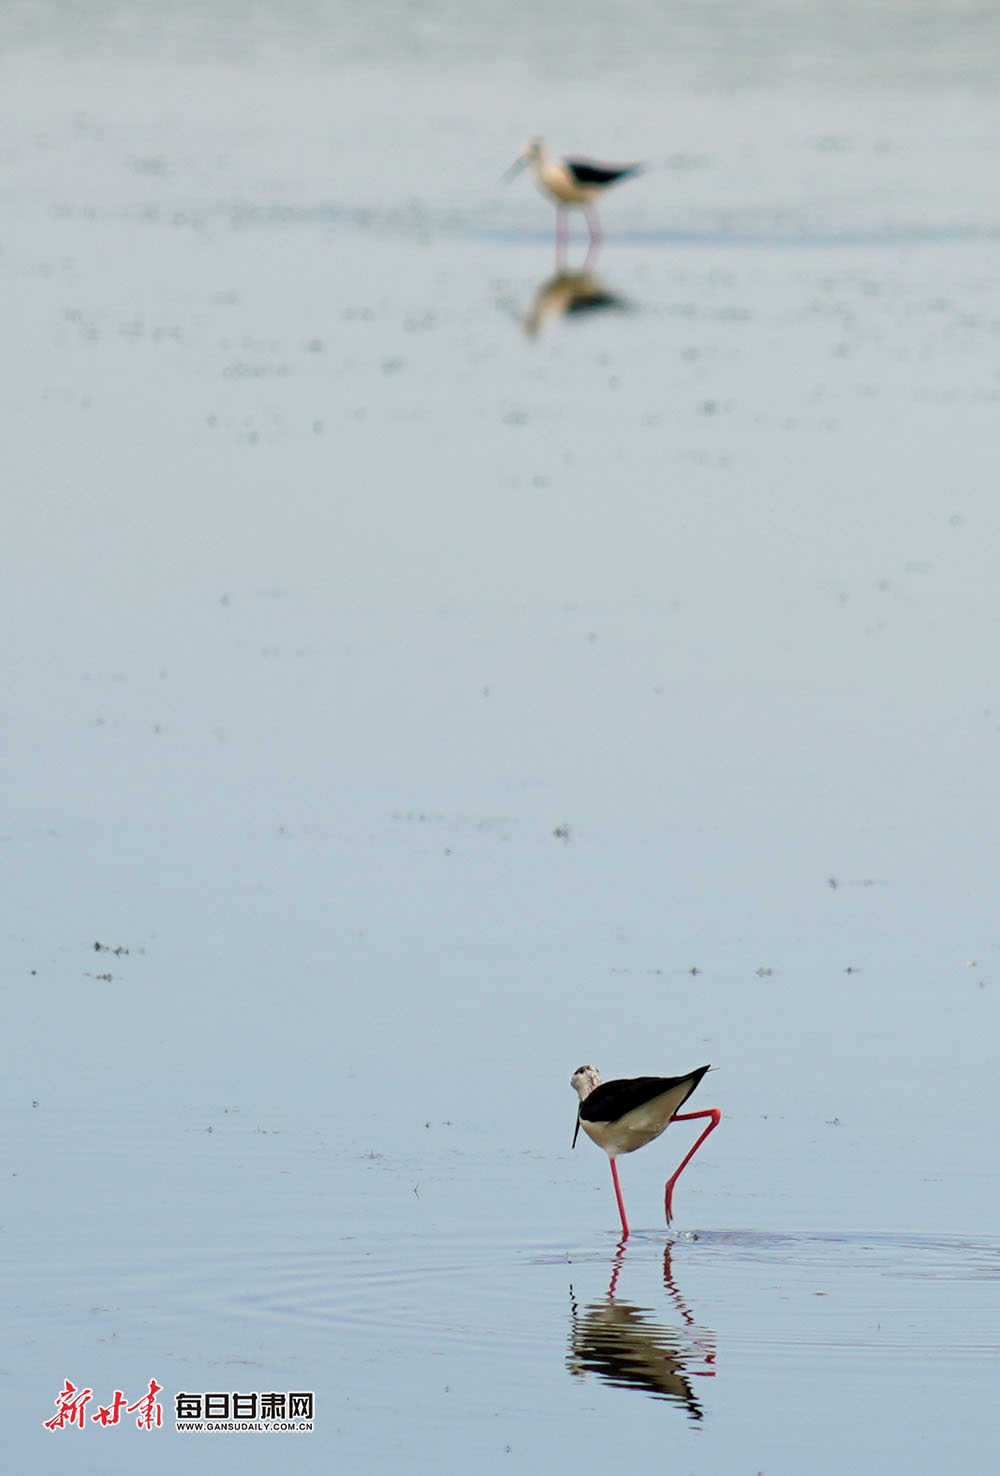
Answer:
[502,137,643,258]
[571,1064,720,1238]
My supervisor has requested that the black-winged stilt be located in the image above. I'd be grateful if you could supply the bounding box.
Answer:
[571,1065,720,1238]
[502,138,643,257]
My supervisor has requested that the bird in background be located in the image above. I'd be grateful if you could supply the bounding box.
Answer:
[571,1064,720,1239]
[502,137,644,262]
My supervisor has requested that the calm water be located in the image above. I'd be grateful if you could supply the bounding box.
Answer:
[3,3,999,1471]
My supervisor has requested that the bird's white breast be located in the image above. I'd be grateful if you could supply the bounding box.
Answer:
[536,158,593,207]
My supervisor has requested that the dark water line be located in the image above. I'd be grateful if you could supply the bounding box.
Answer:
[51,200,1000,249]
[480,225,1000,249]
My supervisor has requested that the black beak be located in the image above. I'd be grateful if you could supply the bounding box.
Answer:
[500,154,529,185]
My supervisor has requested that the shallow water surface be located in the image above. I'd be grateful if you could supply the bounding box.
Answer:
[10,1094,1000,1472]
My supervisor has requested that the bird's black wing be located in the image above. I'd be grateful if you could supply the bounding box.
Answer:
[565,158,642,187]
[579,1067,710,1125]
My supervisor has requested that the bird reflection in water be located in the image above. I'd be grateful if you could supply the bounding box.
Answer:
[522,269,631,338]
[567,1243,716,1420]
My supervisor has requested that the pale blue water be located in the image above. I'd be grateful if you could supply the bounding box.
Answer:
[3,3,999,1471]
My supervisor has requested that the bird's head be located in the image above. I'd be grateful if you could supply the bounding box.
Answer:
[570,1064,602,1148]
[501,136,546,184]
[570,1064,602,1102]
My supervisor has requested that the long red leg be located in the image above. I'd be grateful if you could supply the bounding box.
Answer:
[609,1157,629,1240]
[664,1108,721,1225]
[585,205,603,253]
[555,207,569,268]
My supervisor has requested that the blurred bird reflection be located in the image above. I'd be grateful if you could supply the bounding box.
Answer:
[522,269,631,337]
[567,1244,716,1419]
